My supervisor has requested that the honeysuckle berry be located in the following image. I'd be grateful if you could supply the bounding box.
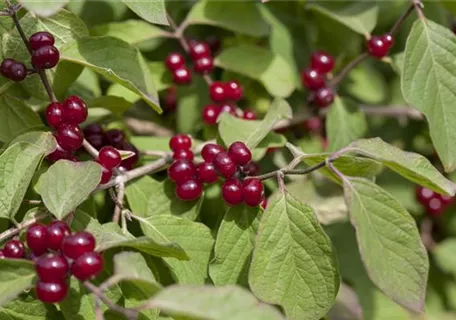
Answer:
[310,51,335,74]
[31,45,60,69]
[9,62,27,82]
[228,141,252,166]
[26,223,48,255]
[209,81,227,102]
[243,179,264,207]
[29,31,55,50]
[45,221,70,251]
[176,179,203,201]
[35,254,69,282]
[45,102,64,128]
[168,160,197,183]
[105,129,125,146]
[173,67,192,85]
[98,146,121,170]
[165,53,185,71]
[36,280,68,303]
[225,81,243,101]
[222,179,244,206]
[62,95,88,124]
[193,56,214,74]
[301,68,325,90]
[313,87,335,108]
[173,149,194,161]
[219,103,236,116]
[197,162,218,183]
[99,165,113,184]
[427,197,444,216]
[71,252,103,281]
[170,134,192,151]
[382,33,394,48]
[367,36,389,59]
[416,186,434,206]
[61,232,96,260]
[56,124,84,151]
[201,143,224,162]
[189,41,211,60]
[164,87,177,112]
[439,194,454,205]
[213,151,236,178]
[243,110,257,120]
[0,58,15,78]
[202,104,220,125]
[3,240,25,258]
[242,161,260,176]
[47,142,74,163]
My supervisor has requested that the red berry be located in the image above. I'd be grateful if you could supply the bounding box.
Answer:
[313,87,335,108]
[0,58,15,78]
[61,232,96,260]
[243,110,257,120]
[242,161,260,176]
[209,81,227,102]
[98,146,121,169]
[367,36,389,59]
[310,51,335,74]
[427,197,444,216]
[416,186,434,206]
[29,31,55,50]
[26,224,47,255]
[9,62,27,82]
[213,151,237,178]
[99,165,113,184]
[173,149,194,161]
[228,141,252,166]
[165,53,185,71]
[62,95,88,124]
[173,67,192,85]
[225,81,243,101]
[201,143,224,162]
[382,33,394,48]
[56,124,84,151]
[301,68,325,90]
[105,129,125,147]
[243,179,264,207]
[36,280,68,303]
[83,123,104,136]
[193,56,214,74]
[35,254,69,281]
[222,179,243,206]
[3,240,25,258]
[439,194,454,205]
[304,116,322,133]
[176,179,203,201]
[189,41,211,60]
[85,133,105,150]
[170,134,192,151]
[260,197,268,209]
[47,143,74,162]
[164,87,177,112]
[168,160,197,183]
[197,162,218,183]
[71,252,103,281]
[202,104,220,125]
[31,45,60,69]
[219,103,236,116]
[45,221,70,251]
[45,102,64,128]
[0,250,5,259]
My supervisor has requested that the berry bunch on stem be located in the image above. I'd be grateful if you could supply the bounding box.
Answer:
[416,186,454,217]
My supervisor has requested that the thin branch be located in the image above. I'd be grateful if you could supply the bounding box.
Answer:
[112,182,125,224]
[360,105,423,120]
[389,3,415,35]
[124,117,173,137]
[0,212,48,243]
[246,160,326,181]
[82,139,99,158]
[413,0,425,21]
[420,218,436,251]
[140,150,169,157]
[329,53,369,88]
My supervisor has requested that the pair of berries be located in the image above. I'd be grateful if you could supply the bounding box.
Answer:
[367,34,394,59]
[416,186,453,216]
[29,31,60,70]
[0,58,27,81]
[202,103,256,125]
[301,51,335,108]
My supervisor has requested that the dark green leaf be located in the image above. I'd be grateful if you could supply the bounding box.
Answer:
[122,0,169,25]
[0,260,36,307]
[0,294,60,319]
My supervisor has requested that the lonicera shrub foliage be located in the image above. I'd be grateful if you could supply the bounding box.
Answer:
[2,0,456,319]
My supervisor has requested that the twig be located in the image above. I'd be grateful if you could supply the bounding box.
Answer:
[0,212,48,243]
[94,298,104,320]
[389,3,415,35]
[82,139,99,158]
[124,117,174,137]
[246,161,326,181]
[329,53,369,88]
[360,105,423,120]
[420,218,436,251]
[23,199,42,205]
[112,182,125,224]
[413,0,425,21]
[141,150,169,157]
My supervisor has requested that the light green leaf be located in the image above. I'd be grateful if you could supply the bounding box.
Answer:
[0,295,60,319]
[402,19,456,172]
[87,95,132,116]
[344,63,388,104]
[214,44,296,98]
[327,97,367,152]
[69,67,102,100]
[209,205,261,286]
[342,177,428,312]
[107,83,141,103]
[60,278,96,320]
[35,160,102,219]
[249,192,339,320]
[130,136,171,153]
[434,239,456,277]
[122,0,169,26]
[0,260,36,307]
[391,52,405,74]
[349,138,456,195]
[61,36,161,113]
[184,0,268,37]
[143,285,285,320]
[176,77,209,134]
[149,61,172,92]
[19,0,68,17]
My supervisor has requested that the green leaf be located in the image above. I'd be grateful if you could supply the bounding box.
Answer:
[342,177,428,312]
[0,295,60,319]
[307,2,378,35]
[122,0,169,26]
[402,19,456,172]
[184,0,268,37]
[19,0,69,17]
[143,285,285,320]
[130,136,171,153]
[176,77,209,134]
[0,260,36,307]
[35,160,102,219]
[326,97,367,152]
[60,36,161,113]
[87,95,132,116]
[349,138,456,195]
[214,44,296,98]
[209,205,260,286]
[434,239,456,277]
[344,62,388,104]
[249,192,339,320]
[148,61,172,92]
[60,279,96,320]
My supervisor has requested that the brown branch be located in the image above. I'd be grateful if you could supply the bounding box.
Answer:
[413,0,425,21]
[329,53,369,88]
[0,212,48,243]
[112,182,125,224]
[420,218,436,251]
[246,161,326,181]
[124,117,173,137]
[389,3,415,35]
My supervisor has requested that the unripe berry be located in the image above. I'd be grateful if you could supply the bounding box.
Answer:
[222,179,243,206]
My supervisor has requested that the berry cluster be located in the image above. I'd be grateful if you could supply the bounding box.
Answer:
[366,34,394,59]
[301,51,335,109]
[416,186,454,216]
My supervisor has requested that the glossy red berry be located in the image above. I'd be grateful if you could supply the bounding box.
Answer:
[313,87,335,108]
[29,32,55,50]
[193,56,214,74]
[222,179,243,206]
[243,110,257,120]
[35,254,69,281]
[45,102,64,128]
[98,146,121,169]
[99,165,113,184]
[209,81,227,102]
[201,143,224,162]
[242,161,260,176]
[36,280,68,303]
[189,41,211,60]
[427,197,444,216]
[31,45,60,69]
[219,103,236,117]
[56,124,84,151]
[26,224,48,255]
[62,95,88,124]
[105,129,125,146]
[3,240,25,258]
[165,53,185,71]
[228,141,252,166]
[61,232,96,260]
[301,68,325,90]
[382,33,394,48]
[225,81,243,101]
[416,186,434,206]
[310,51,335,74]
[173,149,194,161]
[46,221,71,251]
[197,162,218,183]
[72,252,103,281]
[173,67,192,85]
[168,160,197,183]
[9,62,27,82]
[202,104,221,125]
[367,36,389,59]
[439,194,454,205]
[0,58,15,78]
[176,179,203,201]
[170,134,192,151]
[243,179,264,207]
[213,151,237,178]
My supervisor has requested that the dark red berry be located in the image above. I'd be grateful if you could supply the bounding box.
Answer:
[62,95,88,124]
[225,81,243,101]
[427,197,444,216]
[31,45,60,69]
[260,197,268,209]
[243,179,264,207]
[45,102,64,128]
[0,58,15,78]
[416,186,434,206]
[99,165,113,184]
[118,141,139,168]
[170,134,192,151]
[202,104,220,125]
[173,149,194,161]
[213,151,237,178]
[313,87,335,108]
[165,53,185,71]
[105,129,125,147]
[197,162,218,183]
[367,36,389,58]
[201,143,224,162]
[209,81,227,102]
[0,250,5,259]
[164,87,177,112]
[45,221,70,251]
[439,194,454,205]
[382,33,394,48]
[47,143,74,163]
[228,141,251,166]
[26,224,47,255]
[56,124,84,151]
[83,123,104,136]
[189,41,211,60]
[71,252,103,281]
[206,35,221,54]
[168,160,197,183]
[219,103,236,116]
[36,280,68,303]
[176,179,203,201]
[301,68,325,90]
[35,254,69,281]
[85,133,105,150]
[61,232,96,260]
[173,67,192,85]
[3,240,25,258]
[9,62,27,82]
[29,32,55,50]
[222,179,243,206]
[193,56,214,74]
[242,161,260,176]
[243,110,257,120]
[310,51,335,74]
[304,116,322,133]
[98,146,121,169]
